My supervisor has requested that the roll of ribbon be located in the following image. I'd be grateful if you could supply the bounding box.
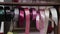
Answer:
[19,8,24,27]
[50,8,58,26]
[0,7,4,21]
[39,9,45,34]
[44,7,50,34]
[32,8,37,20]
[25,8,30,34]
[4,7,11,21]
[29,8,36,27]
[14,8,19,21]
[36,13,40,30]
[0,21,4,34]
[0,7,4,34]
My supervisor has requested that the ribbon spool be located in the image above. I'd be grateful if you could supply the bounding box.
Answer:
[0,6,5,21]
[36,13,40,31]
[25,8,30,34]
[50,8,58,26]
[4,7,12,34]
[44,7,50,34]
[39,6,46,34]
[29,8,36,28]
[39,8,45,34]
[0,7,4,34]
[14,8,19,21]
[19,8,24,27]
[4,7,11,21]
[13,8,19,28]
[50,8,58,34]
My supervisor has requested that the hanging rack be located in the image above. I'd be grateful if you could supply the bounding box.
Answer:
[0,2,60,6]
[0,1,59,34]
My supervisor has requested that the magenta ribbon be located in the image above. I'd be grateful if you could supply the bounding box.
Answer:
[19,10,24,27]
[25,8,30,34]
[32,8,37,20]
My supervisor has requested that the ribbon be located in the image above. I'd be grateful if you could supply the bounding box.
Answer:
[32,8,37,20]
[36,13,40,30]
[14,8,19,21]
[19,8,24,27]
[5,7,11,21]
[0,21,4,34]
[39,8,45,34]
[29,8,36,28]
[50,8,58,26]
[44,7,50,34]
[49,8,58,34]
[25,8,30,34]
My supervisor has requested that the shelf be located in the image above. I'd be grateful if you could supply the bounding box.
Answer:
[0,1,60,6]
[13,27,38,32]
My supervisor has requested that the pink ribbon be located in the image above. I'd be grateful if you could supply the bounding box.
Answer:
[32,8,37,20]
[39,9,45,34]
[19,10,24,27]
[36,13,40,30]
[25,8,30,34]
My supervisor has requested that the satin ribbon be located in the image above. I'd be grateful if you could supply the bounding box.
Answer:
[0,7,4,21]
[44,7,50,34]
[32,8,37,20]
[19,9,24,27]
[25,8,30,34]
[0,21,4,34]
[50,8,58,26]
[39,9,45,34]
[14,8,19,21]
[36,13,40,30]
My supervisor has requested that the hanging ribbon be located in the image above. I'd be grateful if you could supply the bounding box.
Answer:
[0,7,4,21]
[5,7,11,21]
[32,8,37,20]
[50,8,58,34]
[25,8,30,34]
[19,8,24,27]
[50,8,58,26]
[39,8,45,34]
[29,8,36,28]
[44,7,50,34]
[14,8,19,21]
[36,13,40,30]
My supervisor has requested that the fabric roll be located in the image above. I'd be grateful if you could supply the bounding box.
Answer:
[36,13,40,30]
[39,9,45,34]
[50,8,58,26]
[19,8,24,27]
[44,7,50,34]
[25,8,30,34]
[4,7,11,34]
[14,8,19,21]
[29,8,36,27]
[4,7,11,21]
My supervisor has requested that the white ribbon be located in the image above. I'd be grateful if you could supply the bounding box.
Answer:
[50,8,58,26]
[44,8,50,34]
[14,8,19,21]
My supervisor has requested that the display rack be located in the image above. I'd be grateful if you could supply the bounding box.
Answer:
[0,2,60,6]
[0,1,60,34]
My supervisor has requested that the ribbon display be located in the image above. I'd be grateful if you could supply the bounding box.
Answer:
[25,8,30,34]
